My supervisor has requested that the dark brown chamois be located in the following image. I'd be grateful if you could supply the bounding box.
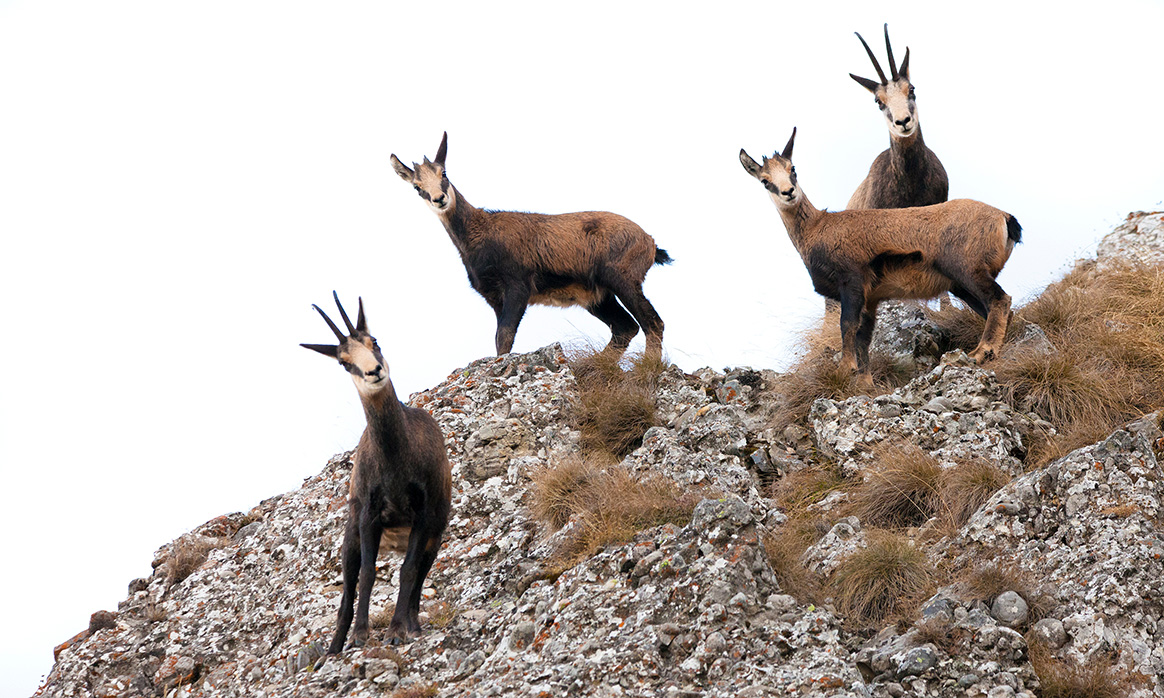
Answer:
[391,132,671,360]
[302,293,451,651]
[741,128,1021,388]
[847,24,948,211]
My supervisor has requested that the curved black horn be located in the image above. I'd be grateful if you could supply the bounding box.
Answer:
[854,31,887,84]
[356,297,367,333]
[899,47,910,79]
[333,291,357,335]
[434,131,448,166]
[884,24,898,81]
[780,127,797,160]
[313,304,346,341]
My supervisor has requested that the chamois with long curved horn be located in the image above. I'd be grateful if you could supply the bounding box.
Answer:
[847,24,948,211]
[391,132,671,360]
[740,128,1020,388]
[302,293,452,652]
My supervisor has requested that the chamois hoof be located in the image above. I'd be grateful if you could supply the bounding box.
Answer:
[854,374,875,393]
[969,347,996,365]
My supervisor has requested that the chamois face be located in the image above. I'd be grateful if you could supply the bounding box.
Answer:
[739,127,800,207]
[390,132,453,214]
[301,293,391,396]
[849,25,918,138]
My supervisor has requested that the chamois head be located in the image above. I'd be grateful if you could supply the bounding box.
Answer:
[740,128,799,207]
[301,292,389,396]
[390,132,452,213]
[850,24,917,139]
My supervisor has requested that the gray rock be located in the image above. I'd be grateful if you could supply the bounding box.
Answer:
[1030,617,1067,649]
[896,644,939,677]
[991,591,1029,627]
[1097,211,1164,271]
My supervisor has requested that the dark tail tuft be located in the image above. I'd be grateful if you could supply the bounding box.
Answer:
[654,248,673,265]
[1006,215,1022,244]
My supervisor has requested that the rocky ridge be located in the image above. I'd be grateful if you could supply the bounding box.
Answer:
[36,211,1164,698]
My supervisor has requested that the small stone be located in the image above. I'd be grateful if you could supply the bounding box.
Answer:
[991,591,1029,627]
[885,682,906,697]
[510,620,536,650]
[1030,618,1067,649]
[959,673,980,687]
[896,645,938,677]
[88,610,117,634]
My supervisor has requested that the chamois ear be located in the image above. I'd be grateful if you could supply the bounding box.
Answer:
[739,149,762,177]
[301,343,339,358]
[356,297,367,334]
[434,132,448,167]
[850,73,881,93]
[390,154,414,181]
[899,47,910,80]
[780,127,797,160]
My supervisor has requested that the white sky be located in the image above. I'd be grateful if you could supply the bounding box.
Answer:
[2,1,1162,694]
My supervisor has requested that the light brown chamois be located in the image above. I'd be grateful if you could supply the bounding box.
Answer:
[391,132,671,360]
[847,24,948,211]
[740,128,1021,388]
[302,293,452,651]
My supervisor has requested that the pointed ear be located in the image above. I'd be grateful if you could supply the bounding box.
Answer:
[739,149,762,177]
[850,73,881,93]
[780,127,796,160]
[301,343,339,358]
[356,297,367,333]
[434,131,448,166]
[390,154,414,181]
[899,47,910,80]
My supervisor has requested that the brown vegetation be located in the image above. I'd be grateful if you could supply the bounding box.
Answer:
[569,347,663,458]
[164,536,229,586]
[832,533,934,626]
[959,563,1053,625]
[1027,639,1134,698]
[530,455,702,565]
[390,684,438,698]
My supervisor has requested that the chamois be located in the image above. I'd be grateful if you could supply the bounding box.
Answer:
[847,24,948,210]
[390,132,671,360]
[740,128,1021,388]
[302,293,452,651]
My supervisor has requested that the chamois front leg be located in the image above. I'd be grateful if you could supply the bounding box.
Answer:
[853,300,880,392]
[387,524,440,643]
[349,507,384,648]
[327,514,362,655]
[836,285,866,376]
[494,285,530,355]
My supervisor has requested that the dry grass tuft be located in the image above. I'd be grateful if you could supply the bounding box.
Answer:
[771,320,913,432]
[530,455,703,565]
[832,533,934,626]
[1027,640,1133,698]
[959,563,1053,623]
[569,347,663,458]
[425,600,458,629]
[390,684,438,698]
[145,602,168,623]
[165,536,229,586]
[848,446,943,529]
[933,261,1164,466]
[370,604,396,629]
[939,460,1011,529]
[768,464,848,513]
[913,617,971,655]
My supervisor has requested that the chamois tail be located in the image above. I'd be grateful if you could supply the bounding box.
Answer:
[654,248,674,265]
[1006,215,1022,244]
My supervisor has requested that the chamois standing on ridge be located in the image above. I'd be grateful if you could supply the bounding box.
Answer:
[740,128,1020,388]
[846,24,948,211]
[302,293,451,652]
[390,132,671,361]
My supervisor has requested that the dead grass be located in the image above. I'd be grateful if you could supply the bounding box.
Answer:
[959,563,1053,624]
[832,532,934,626]
[390,684,438,698]
[939,460,1011,529]
[768,464,848,513]
[425,600,458,629]
[1027,639,1134,698]
[771,321,913,432]
[568,347,663,458]
[913,617,970,655]
[145,602,168,623]
[370,604,396,629]
[932,261,1164,466]
[530,455,703,565]
[165,536,229,586]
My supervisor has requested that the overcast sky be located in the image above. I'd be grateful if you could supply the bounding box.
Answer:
[2,1,1163,694]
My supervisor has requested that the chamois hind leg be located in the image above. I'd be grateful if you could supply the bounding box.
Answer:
[836,285,866,376]
[603,276,665,361]
[949,284,990,319]
[404,532,442,636]
[494,285,531,355]
[586,293,640,356]
[350,506,384,648]
[853,299,880,392]
[947,272,1011,364]
[327,514,362,655]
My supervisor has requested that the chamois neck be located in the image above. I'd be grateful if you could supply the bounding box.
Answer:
[360,381,408,448]
[889,125,927,169]
[437,186,479,254]
[773,192,822,253]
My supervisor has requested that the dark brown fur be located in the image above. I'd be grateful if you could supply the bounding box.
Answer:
[392,133,670,360]
[302,294,452,653]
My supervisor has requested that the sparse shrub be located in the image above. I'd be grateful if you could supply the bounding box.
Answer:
[164,536,228,586]
[530,455,703,565]
[832,533,933,626]
[145,602,168,623]
[1027,639,1133,698]
[848,445,942,529]
[939,460,1011,529]
[569,347,662,458]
